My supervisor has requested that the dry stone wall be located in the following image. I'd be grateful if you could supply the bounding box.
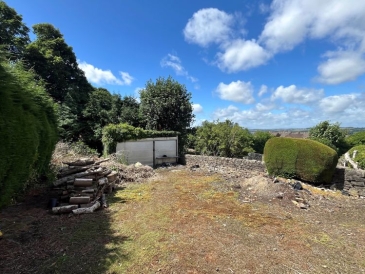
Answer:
[185,154,365,197]
[185,154,266,179]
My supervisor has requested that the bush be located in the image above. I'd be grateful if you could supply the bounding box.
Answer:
[264,137,338,184]
[0,61,58,208]
[348,145,365,170]
[346,131,365,147]
[102,123,178,155]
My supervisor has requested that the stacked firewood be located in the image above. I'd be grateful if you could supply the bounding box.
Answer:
[51,158,119,215]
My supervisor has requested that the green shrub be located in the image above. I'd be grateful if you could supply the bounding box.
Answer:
[264,137,338,184]
[348,145,365,170]
[0,61,58,208]
[346,131,365,147]
[102,123,178,155]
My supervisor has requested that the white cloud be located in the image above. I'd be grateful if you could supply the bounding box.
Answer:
[216,80,255,104]
[271,85,324,104]
[255,102,275,112]
[134,87,143,103]
[120,72,134,85]
[316,51,365,84]
[259,3,270,14]
[319,94,357,114]
[192,103,203,113]
[183,8,235,47]
[259,0,365,54]
[160,54,198,83]
[216,39,271,72]
[258,85,268,97]
[78,61,134,85]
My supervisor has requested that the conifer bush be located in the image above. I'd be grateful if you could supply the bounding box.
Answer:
[264,137,338,184]
[0,61,58,208]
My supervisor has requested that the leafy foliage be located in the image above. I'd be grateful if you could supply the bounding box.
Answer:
[309,121,348,154]
[348,145,365,170]
[102,123,179,155]
[252,131,273,154]
[23,23,93,141]
[264,137,338,184]
[139,76,194,156]
[195,120,254,158]
[0,1,30,60]
[0,59,58,208]
[346,131,365,147]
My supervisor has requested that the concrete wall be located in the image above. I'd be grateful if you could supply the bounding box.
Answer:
[116,137,178,166]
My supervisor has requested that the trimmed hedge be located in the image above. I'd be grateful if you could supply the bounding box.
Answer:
[264,137,338,184]
[102,123,179,155]
[0,61,58,208]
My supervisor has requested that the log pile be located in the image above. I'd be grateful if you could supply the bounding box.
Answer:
[51,158,119,215]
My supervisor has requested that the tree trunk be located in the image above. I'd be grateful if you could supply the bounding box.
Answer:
[52,205,78,214]
[72,201,100,215]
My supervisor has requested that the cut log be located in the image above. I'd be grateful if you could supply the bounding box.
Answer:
[52,205,78,214]
[53,167,103,187]
[94,158,110,165]
[107,171,118,182]
[74,178,93,187]
[98,177,108,186]
[72,201,100,215]
[63,159,95,166]
[57,166,90,178]
[101,194,107,208]
[69,196,90,204]
[81,189,95,194]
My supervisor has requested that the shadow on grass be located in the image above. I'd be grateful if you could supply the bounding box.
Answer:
[0,190,130,274]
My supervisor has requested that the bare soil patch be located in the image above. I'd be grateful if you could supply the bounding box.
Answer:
[1,166,365,273]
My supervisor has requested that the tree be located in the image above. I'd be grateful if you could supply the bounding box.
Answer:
[346,131,365,147]
[309,121,347,154]
[252,131,273,154]
[23,23,93,141]
[82,88,120,152]
[195,120,254,158]
[139,76,194,154]
[0,1,30,60]
[118,95,142,127]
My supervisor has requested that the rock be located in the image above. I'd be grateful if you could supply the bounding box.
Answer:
[135,162,143,167]
[293,182,303,190]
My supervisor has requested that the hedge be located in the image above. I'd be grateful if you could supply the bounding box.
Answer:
[102,123,179,155]
[264,137,338,184]
[0,61,58,208]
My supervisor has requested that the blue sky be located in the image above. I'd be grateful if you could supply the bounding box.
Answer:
[6,0,365,129]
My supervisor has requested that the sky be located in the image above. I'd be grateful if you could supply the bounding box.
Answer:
[6,0,365,129]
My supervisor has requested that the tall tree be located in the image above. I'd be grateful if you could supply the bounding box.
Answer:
[139,76,194,154]
[309,121,347,154]
[82,88,120,152]
[118,95,141,127]
[0,1,30,60]
[23,23,93,141]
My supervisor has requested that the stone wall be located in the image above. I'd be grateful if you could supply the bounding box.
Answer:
[332,168,365,196]
[185,154,365,197]
[184,154,266,179]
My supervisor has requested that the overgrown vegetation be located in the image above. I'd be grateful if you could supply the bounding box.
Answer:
[0,59,58,208]
[102,123,178,155]
[309,120,348,155]
[349,145,365,170]
[264,137,338,183]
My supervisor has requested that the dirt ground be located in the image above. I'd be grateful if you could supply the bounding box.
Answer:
[1,165,365,274]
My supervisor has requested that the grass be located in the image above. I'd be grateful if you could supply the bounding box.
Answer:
[1,169,365,273]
